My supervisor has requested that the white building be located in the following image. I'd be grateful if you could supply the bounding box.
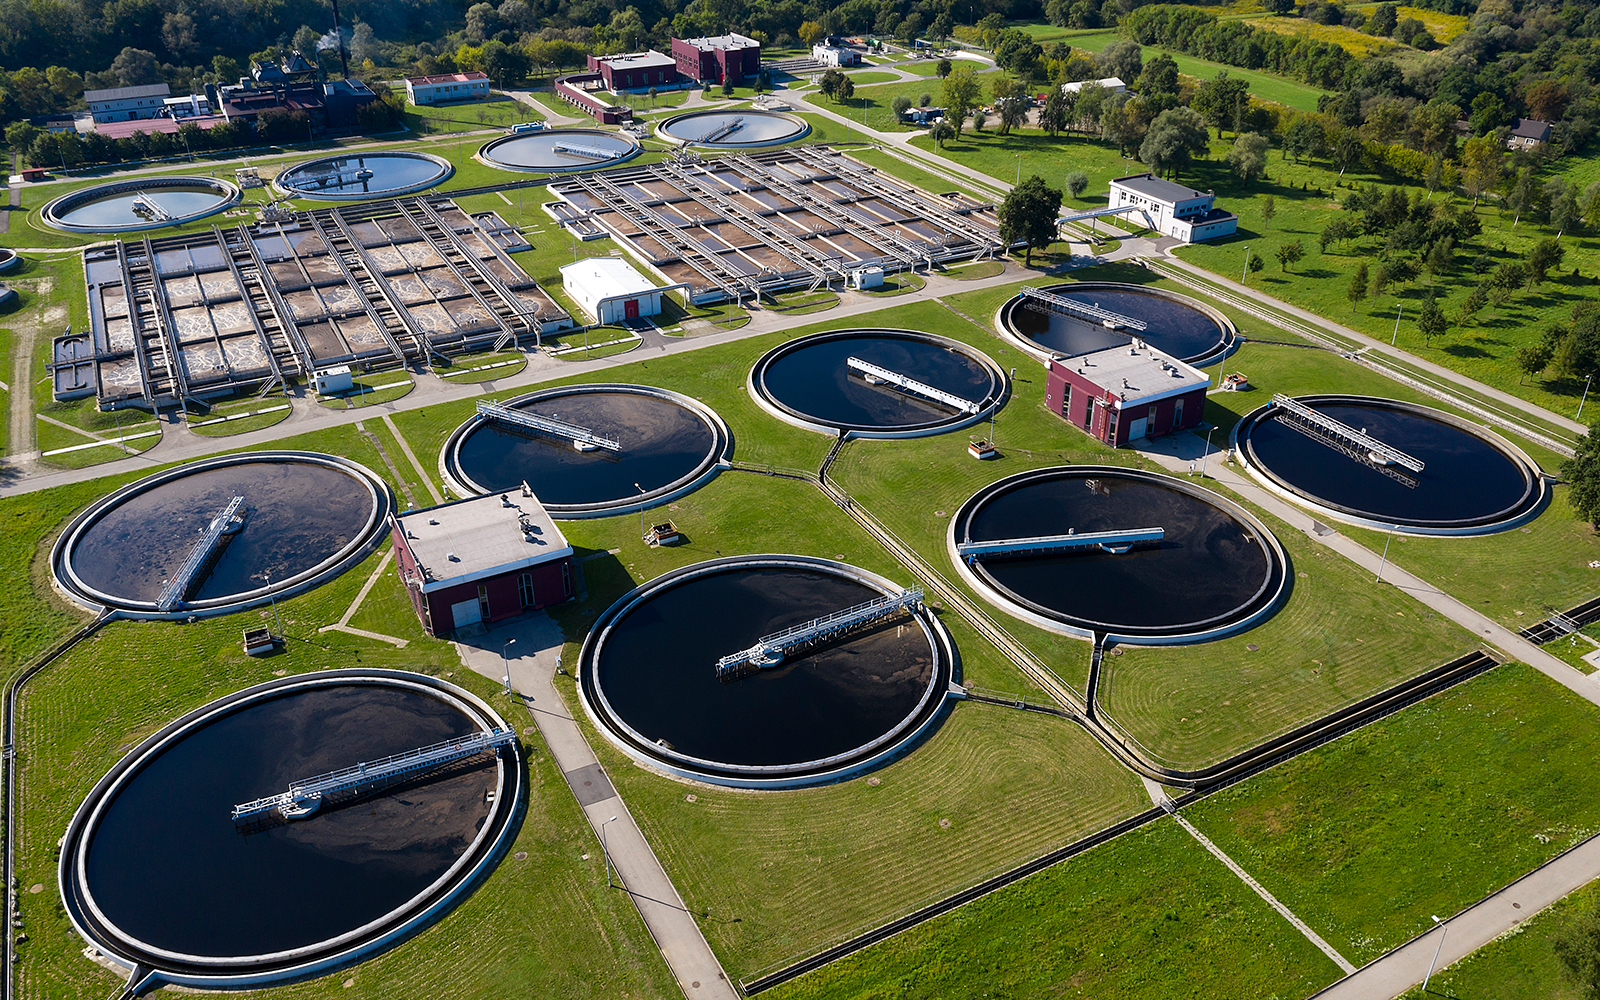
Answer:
[404,71,490,106]
[1060,76,1127,97]
[1107,173,1238,243]
[811,44,862,67]
[163,94,212,119]
[560,257,668,323]
[85,84,171,124]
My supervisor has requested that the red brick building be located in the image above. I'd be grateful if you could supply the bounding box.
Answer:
[671,34,761,85]
[392,488,574,637]
[1044,341,1210,448]
[586,50,680,91]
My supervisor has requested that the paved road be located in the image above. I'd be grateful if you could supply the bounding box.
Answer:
[1135,431,1600,712]
[1308,832,1600,999]
[455,613,740,1000]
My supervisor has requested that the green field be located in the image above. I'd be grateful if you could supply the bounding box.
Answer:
[764,817,1342,999]
[1186,662,1600,965]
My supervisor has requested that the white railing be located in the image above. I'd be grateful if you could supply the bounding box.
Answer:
[715,588,923,680]
[156,495,245,611]
[1271,394,1424,472]
[476,399,620,452]
[957,527,1164,562]
[847,357,980,414]
[1017,285,1147,331]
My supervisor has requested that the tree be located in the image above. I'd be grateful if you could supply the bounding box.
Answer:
[819,68,854,103]
[1418,295,1447,345]
[1365,2,1398,35]
[891,95,912,119]
[1348,262,1369,310]
[936,59,952,79]
[977,12,1006,49]
[1515,339,1552,381]
[1139,107,1208,179]
[1561,430,1600,532]
[1369,261,1390,298]
[1065,171,1088,199]
[799,21,825,46]
[929,119,956,149]
[161,12,197,60]
[919,93,932,107]
[1096,39,1141,83]
[1246,253,1264,280]
[1137,54,1179,100]
[1261,195,1276,226]
[1509,168,1543,227]
[721,77,736,97]
[1458,284,1487,327]
[109,47,160,87]
[1227,132,1269,184]
[941,65,981,136]
[1284,117,1326,163]
[1460,136,1503,208]
[998,175,1063,266]
[1040,88,1070,136]
[1275,240,1305,272]
[1528,238,1566,285]
[972,108,988,132]
[1191,71,1249,138]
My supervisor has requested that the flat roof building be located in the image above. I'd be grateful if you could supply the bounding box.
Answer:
[1107,173,1237,244]
[672,33,761,84]
[1044,339,1210,448]
[587,50,680,92]
[811,44,862,67]
[405,71,491,106]
[391,487,575,637]
[560,256,668,324]
[1061,76,1127,96]
[85,84,172,124]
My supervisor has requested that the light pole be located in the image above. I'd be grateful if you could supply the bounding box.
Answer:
[501,637,516,696]
[1240,246,1250,283]
[635,482,648,540]
[1423,915,1447,992]
[601,814,620,887]
[1580,373,1595,421]
[1199,424,1216,477]
[1376,524,1395,583]
[1392,302,1403,345]
[1015,153,1021,186]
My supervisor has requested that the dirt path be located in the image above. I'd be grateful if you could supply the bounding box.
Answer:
[6,277,59,463]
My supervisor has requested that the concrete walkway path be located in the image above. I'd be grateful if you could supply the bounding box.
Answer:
[1308,832,1600,999]
[1133,431,1600,710]
[454,614,739,1000]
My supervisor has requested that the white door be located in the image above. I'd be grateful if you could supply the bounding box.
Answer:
[450,598,483,629]
[1128,416,1148,440]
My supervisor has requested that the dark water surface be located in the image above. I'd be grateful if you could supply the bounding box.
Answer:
[454,391,717,504]
[277,154,448,197]
[964,473,1269,631]
[595,567,934,767]
[1007,286,1226,363]
[762,334,996,430]
[69,460,375,605]
[82,685,492,957]
[1245,402,1533,525]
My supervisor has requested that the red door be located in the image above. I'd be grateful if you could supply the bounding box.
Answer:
[624,298,639,319]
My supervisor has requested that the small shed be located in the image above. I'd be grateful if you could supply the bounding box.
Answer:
[313,365,354,395]
[391,487,575,637]
[848,266,884,289]
[560,256,665,324]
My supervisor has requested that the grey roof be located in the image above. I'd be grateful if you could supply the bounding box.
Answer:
[1060,341,1209,405]
[397,490,571,592]
[1511,118,1551,140]
[1111,172,1210,205]
[84,83,171,104]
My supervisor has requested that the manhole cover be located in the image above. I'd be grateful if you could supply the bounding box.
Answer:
[1246,643,1260,651]
[685,794,698,802]
[514,851,528,860]
[938,818,951,828]
[867,776,881,786]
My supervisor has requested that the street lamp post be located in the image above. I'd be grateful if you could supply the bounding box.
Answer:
[501,638,517,696]
[1392,302,1403,345]
[1423,915,1447,992]
[601,815,620,887]
[1015,153,1020,186]
[1376,524,1396,583]
[1240,246,1250,283]
[1199,424,1216,478]
[1580,373,1595,421]
[635,482,648,540]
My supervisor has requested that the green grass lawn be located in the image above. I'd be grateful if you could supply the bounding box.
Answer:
[400,92,535,134]
[188,403,293,436]
[317,374,415,409]
[764,289,840,315]
[809,78,946,133]
[1392,878,1599,1000]
[11,544,677,1000]
[36,416,162,467]
[1185,662,1600,966]
[1097,496,1480,769]
[434,350,528,383]
[764,817,1343,999]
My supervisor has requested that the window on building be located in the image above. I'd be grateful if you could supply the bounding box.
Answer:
[478,584,491,620]
[562,562,573,598]
[518,573,535,608]
[1172,397,1184,427]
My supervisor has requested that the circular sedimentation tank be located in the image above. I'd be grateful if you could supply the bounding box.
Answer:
[949,466,1288,643]
[1234,394,1548,534]
[578,555,956,787]
[0,247,19,273]
[749,328,1007,437]
[477,128,641,172]
[655,110,810,148]
[996,282,1236,367]
[440,384,731,517]
[60,669,522,992]
[273,152,453,200]
[52,451,390,619]
[42,176,241,233]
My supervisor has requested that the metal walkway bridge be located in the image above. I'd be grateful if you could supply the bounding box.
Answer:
[553,143,618,160]
[1270,394,1424,482]
[1018,286,1147,332]
[957,527,1164,563]
[232,727,517,825]
[702,117,746,143]
[715,588,924,681]
[130,193,174,223]
[477,399,621,452]
[156,496,245,611]
[847,357,980,415]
